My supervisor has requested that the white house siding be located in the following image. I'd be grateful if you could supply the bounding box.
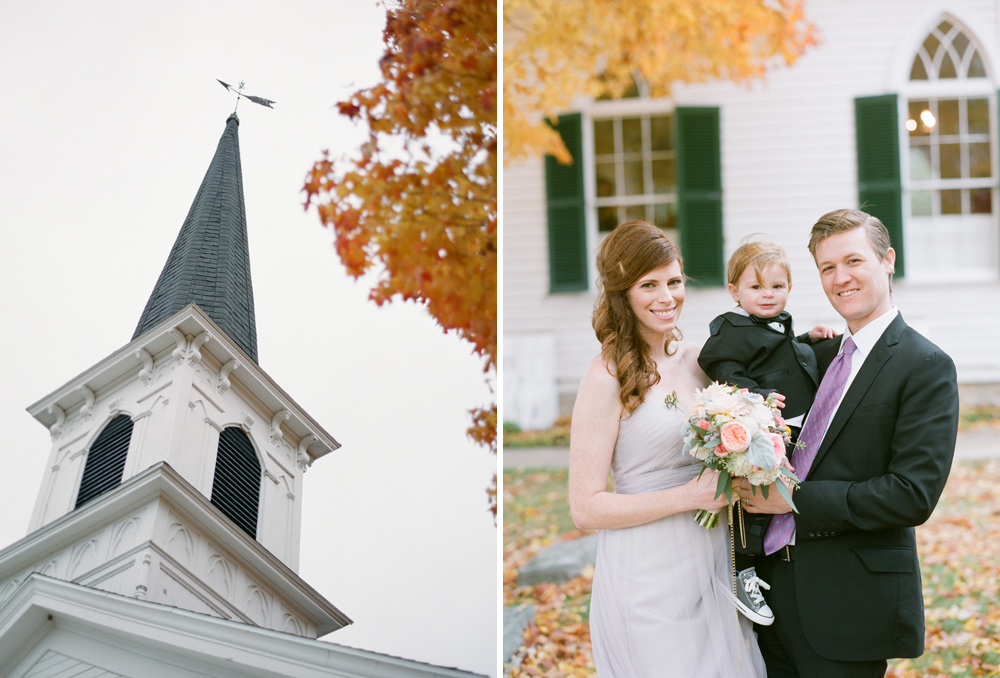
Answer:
[503,0,1000,426]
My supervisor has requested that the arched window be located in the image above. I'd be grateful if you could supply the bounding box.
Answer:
[75,414,134,508]
[903,19,997,280]
[210,427,261,538]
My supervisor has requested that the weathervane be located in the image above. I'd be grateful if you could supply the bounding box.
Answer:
[217,79,276,112]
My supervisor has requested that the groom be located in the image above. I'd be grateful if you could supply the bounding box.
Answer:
[739,208,959,677]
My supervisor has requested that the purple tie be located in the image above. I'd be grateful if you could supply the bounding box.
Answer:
[763,336,857,555]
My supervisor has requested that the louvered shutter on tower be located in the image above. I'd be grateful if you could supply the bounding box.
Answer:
[856,94,905,277]
[211,427,261,538]
[676,107,724,286]
[545,113,589,292]
[75,414,134,508]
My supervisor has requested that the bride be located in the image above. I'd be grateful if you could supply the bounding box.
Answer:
[569,220,766,677]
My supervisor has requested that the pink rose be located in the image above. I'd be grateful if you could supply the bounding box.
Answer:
[697,420,710,430]
[719,421,751,454]
[769,433,787,467]
[714,444,728,457]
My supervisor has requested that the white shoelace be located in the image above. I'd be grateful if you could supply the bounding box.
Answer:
[743,573,770,606]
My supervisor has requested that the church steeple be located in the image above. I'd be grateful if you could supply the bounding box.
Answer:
[133,113,258,362]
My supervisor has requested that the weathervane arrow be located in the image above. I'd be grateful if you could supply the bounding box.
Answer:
[217,79,276,111]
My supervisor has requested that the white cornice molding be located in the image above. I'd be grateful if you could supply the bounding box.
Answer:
[26,303,340,465]
[0,462,351,635]
[0,575,486,678]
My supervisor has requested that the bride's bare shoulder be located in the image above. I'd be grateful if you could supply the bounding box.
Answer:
[673,340,702,364]
[583,353,618,384]
[674,341,710,382]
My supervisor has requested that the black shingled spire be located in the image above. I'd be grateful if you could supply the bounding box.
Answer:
[133,113,258,362]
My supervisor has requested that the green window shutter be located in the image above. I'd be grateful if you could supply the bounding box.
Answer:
[544,113,588,292]
[855,94,905,277]
[676,107,723,286]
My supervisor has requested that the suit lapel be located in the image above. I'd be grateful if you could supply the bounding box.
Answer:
[806,315,906,478]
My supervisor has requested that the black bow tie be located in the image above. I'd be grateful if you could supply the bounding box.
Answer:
[749,311,792,334]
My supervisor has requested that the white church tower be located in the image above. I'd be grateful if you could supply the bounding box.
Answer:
[0,114,483,678]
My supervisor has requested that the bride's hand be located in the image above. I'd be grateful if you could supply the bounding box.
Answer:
[686,470,730,512]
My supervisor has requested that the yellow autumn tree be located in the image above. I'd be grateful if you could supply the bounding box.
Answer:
[504,0,816,164]
[305,0,497,518]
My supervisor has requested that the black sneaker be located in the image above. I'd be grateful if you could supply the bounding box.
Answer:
[735,567,774,626]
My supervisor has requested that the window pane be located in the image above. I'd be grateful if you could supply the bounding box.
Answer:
[923,34,940,57]
[909,101,930,136]
[654,202,677,230]
[941,189,962,214]
[937,21,953,35]
[650,115,672,151]
[940,143,961,178]
[969,142,991,178]
[968,98,989,134]
[598,206,619,232]
[624,160,645,195]
[909,146,932,180]
[969,50,986,78]
[595,161,616,197]
[909,55,928,80]
[952,32,970,59]
[911,190,933,216]
[939,51,957,79]
[622,118,643,154]
[652,159,675,193]
[971,188,992,213]
[938,99,959,136]
[594,119,616,156]
[625,204,645,221]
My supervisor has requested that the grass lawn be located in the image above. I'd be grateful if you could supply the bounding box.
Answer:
[503,459,1000,677]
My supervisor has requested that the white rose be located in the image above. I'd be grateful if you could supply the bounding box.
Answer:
[748,468,776,486]
[728,454,752,477]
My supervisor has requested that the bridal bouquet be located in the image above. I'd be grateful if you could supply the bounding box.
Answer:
[680,382,800,528]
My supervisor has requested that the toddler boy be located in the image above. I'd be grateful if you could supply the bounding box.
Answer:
[698,241,836,626]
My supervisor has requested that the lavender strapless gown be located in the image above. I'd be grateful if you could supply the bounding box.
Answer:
[589,399,766,677]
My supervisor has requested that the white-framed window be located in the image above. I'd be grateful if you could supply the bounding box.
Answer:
[584,79,679,244]
[592,112,678,236]
[902,18,998,280]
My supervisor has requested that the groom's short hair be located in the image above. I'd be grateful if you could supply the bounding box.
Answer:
[808,208,894,290]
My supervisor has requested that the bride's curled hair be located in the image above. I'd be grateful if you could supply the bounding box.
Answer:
[594,220,684,416]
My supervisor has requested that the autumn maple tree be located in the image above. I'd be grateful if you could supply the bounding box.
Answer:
[304,0,498,517]
[504,0,816,164]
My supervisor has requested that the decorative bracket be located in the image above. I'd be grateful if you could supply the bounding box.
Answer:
[270,409,291,445]
[240,412,256,434]
[78,386,96,422]
[136,348,154,385]
[48,404,66,440]
[171,329,213,365]
[217,359,241,394]
[296,434,318,472]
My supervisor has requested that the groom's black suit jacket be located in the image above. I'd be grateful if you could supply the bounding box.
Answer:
[790,313,958,661]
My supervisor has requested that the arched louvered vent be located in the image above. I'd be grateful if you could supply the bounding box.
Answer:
[75,414,134,509]
[211,427,261,538]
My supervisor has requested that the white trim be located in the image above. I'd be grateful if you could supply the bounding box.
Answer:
[0,575,485,678]
[26,304,340,464]
[0,462,351,635]
[888,7,999,91]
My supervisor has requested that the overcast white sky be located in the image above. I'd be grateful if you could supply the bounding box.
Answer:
[0,2,496,676]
